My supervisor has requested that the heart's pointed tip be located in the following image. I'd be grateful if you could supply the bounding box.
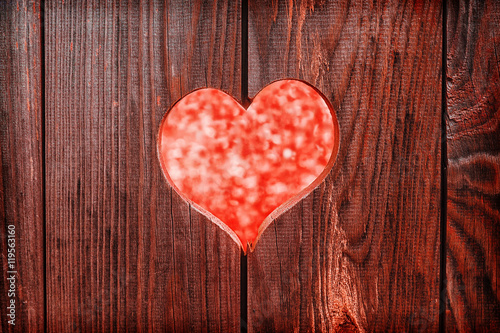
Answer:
[239,238,252,255]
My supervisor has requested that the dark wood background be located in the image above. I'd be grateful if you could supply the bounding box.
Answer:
[0,0,498,332]
[446,0,500,331]
[247,0,443,331]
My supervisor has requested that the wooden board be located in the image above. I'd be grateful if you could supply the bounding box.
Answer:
[45,0,241,331]
[446,0,500,330]
[0,1,44,332]
[247,1,442,331]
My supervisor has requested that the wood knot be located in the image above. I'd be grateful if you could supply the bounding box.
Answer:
[334,308,360,333]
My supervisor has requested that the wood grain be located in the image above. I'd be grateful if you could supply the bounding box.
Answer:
[247,1,442,331]
[0,1,44,332]
[45,0,241,331]
[446,0,500,330]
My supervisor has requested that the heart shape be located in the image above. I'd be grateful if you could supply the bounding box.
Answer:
[158,80,339,252]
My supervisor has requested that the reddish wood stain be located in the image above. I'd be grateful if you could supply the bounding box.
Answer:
[1,0,497,331]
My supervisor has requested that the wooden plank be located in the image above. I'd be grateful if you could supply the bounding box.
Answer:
[247,1,442,331]
[446,0,500,330]
[45,0,241,331]
[0,1,44,332]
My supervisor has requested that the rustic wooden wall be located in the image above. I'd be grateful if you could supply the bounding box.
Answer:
[247,0,442,331]
[1,0,499,332]
[44,0,241,331]
[0,1,44,332]
[446,0,500,330]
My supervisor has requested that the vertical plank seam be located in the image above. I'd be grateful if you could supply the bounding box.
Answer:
[439,0,448,331]
[241,0,248,107]
[241,1,249,332]
[240,252,248,332]
[169,187,177,330]
[40,0,47,331]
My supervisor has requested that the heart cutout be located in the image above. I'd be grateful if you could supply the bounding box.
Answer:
[157,80,339,252]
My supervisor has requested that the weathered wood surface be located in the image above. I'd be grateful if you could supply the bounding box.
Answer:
[4,0,500,331]
[446,0,500,330]
[0,1,44,332]
[45,0,241,331]
[247,1,442,331]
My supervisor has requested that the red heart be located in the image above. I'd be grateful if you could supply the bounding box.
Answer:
[158,80,339,252]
